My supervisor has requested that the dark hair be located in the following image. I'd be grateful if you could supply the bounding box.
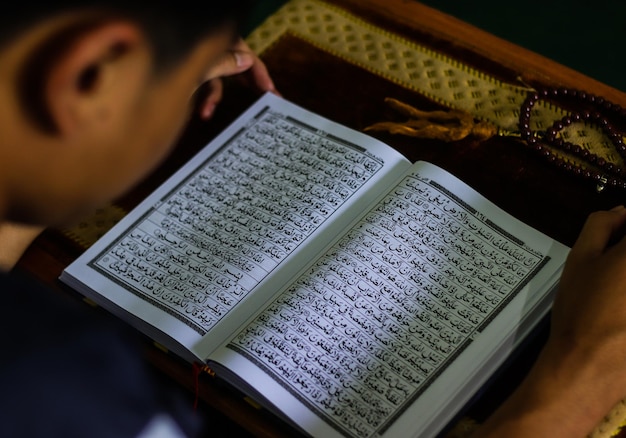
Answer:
[3,1,253,70]
[9,1,253,133]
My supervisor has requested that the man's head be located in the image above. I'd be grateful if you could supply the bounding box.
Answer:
[0,2,252,226]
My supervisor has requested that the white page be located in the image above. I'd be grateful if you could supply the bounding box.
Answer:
[207,161,569,438]
[60,92,411,363]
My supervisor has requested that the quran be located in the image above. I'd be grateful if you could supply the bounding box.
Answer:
[60,92,569,438]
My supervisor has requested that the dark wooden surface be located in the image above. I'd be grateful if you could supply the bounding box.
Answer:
[15,1,626,436]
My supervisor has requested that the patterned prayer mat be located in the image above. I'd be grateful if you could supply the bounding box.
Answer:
[247,0,625,193]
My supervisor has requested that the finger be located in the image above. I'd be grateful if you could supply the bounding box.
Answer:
[200,78,223,119]
[203,48,255,83]
[245,55,278,94]
[571,206,626,258]
[234,40,277,93]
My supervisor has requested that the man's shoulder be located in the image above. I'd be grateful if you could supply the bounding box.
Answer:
[0,270,201,437]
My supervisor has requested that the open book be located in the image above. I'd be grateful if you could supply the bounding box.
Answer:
[60,92,569,438]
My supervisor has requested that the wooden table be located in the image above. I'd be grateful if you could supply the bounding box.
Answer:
[16,1,626,436]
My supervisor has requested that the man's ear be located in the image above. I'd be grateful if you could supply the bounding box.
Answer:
[24,20,148,136]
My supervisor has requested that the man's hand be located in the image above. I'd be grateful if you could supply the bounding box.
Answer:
[551,205,626,357]
[199,38,277,119]
[474,206,626,437]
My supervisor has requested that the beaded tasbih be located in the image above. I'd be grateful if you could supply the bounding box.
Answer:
[518,88,626,193]
[365,90,626,193]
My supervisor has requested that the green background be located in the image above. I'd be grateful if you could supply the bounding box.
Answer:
[245,1,626,92]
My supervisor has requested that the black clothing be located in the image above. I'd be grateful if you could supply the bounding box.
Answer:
[0,270,201,438]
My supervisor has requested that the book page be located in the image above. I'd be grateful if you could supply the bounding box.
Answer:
[208,161,569,438]
[60,93,411,363]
